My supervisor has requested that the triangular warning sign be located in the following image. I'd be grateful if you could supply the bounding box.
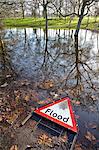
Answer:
[34,97,78,133]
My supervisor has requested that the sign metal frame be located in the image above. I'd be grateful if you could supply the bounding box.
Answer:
[34,97,78,133]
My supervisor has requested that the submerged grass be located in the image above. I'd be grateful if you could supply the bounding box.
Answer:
[2,17,99,30]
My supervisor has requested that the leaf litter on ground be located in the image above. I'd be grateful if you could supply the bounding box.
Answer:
[74,143,83,150]
[85,131,96,141]
[1,82,8,87]
[37,132,68,148]
[37,133,53,147]
[10,145,18,150]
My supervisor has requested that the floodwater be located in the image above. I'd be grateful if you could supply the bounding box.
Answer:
[0,28,99,80]
[0,28,99,149]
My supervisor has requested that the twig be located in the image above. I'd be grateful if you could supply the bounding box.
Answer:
[21,112,33,126]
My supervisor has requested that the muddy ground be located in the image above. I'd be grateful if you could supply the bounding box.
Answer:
[0,77,99,150]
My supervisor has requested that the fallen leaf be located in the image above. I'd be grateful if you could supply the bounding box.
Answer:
[59,135,68,143]
[15,96,20,103]
[50,92,56,96]
[91,95,97,101]
[53,94,58,98]
[14,90,19,94]
[39,134,48,141]
[85,131,96,141]
[24,95,30,101]
[39,80,54,89]
[0,116,3,122]
[88,123,97,129]
[6,111,19,124]
[1,82,8,87]
[6,74,11,78]
[10,145,18,150]
[38,100,45,104]
[21,80,30,86]
[74,143,83,150]
[46,138,53,147]
[38,134,53,147]
[11,101,17,107]
[26,145,32,149]
[18,107,24,113]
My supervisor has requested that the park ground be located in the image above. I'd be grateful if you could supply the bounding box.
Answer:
[2,17,99,30]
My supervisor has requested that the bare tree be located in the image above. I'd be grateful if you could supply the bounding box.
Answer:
[19,0,25,19]
[38,0,54,39]
[0,0,16,18]
[74,0,98,49]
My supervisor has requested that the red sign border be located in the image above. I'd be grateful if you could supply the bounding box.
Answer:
[34,97,78,133]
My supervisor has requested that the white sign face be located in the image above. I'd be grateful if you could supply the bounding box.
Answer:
[34,98,78,133]
[41,100,73,127]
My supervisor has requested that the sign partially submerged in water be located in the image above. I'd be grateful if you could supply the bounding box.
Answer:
[34,97,78,133]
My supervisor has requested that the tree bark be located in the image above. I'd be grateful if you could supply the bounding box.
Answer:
[74,3,86,85]
[43,0,46,18]
[74,2,86,56]
[74,3,86,37]
[22,4,25,19]
[20,0,25,19]
[45,6,48,41]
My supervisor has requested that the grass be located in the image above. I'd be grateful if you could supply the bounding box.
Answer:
[2,16,99,30]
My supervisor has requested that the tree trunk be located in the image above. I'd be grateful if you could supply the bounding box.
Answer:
[59,0,62,18]
[21,4,25,19]
[24,28,27,44]
[74,2,86,55]
[43,0,46,18]
[43,3,48,66]
[45,6,48,41]
[74,15,82,85]
[75,35,79,85]
[74,3,86,85]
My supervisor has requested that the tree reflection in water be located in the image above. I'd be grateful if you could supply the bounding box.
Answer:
[0,29,17,85]
[42,29,98,96]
